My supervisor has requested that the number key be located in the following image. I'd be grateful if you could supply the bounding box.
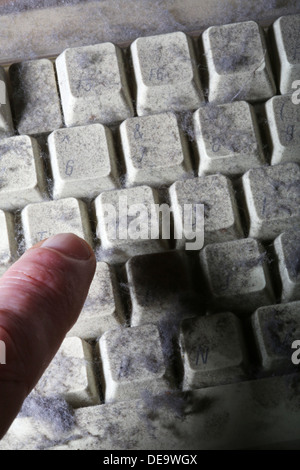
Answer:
[48,123,119,199]
[131,31,204,115]
[120,112,192,187]
[56,42,134,126]
[193,101,265,176]
[265,95,300,165]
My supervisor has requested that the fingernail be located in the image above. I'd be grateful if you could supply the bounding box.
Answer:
[41,233,93,260]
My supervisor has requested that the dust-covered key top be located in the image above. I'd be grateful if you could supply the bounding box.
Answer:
[0,135,47,211]
[48,123,118,200]
[98,324,175,402]
[68,262,125,340]
[0,209,17,266]
[169,174,243,247]
[242,162,300,240]
[0,67,14,139]
[9,59,63,135]
[35,337,100,408]
[264,95,300,165]
[130,31,204,115]
[202,20,276,103]
[274,230,300,302]
[21,197,92,249]
[251,302,300,373]
[193,101,266,176]
[56,43,134,127]
[199,238,275,314]
[120,112,192,187]
[180,312,247,389]
[94,185,169,264]
[271,14,300,94]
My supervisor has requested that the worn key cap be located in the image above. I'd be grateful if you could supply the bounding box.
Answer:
[199,238,275,314]
[94,185,169,264]
[180,312,247,389]
[48,123,118,200]
[272,14,300,94]
[242,162,300,240]
[9,59,63,135]
[265,95,300,165]
[0,135,47,211]
[68,262,125,340]
[251,302,300,373]
[193,101,266,176]
[0,66,14,139]
[202,20,276,103]
[130,31,204,115]
[169,174,243,247]
[56,43,134,127]
[35,337,100,407]
[21,197,92,249]
[98,324,175,402]
[120,112,192,187]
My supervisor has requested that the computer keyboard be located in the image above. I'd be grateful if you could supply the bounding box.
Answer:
[0,4,300,451]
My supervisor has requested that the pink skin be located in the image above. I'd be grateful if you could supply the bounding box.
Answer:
[0,233,96,438]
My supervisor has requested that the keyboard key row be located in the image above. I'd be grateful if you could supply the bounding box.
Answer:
[19,299,300,410]
[1,15,299,137]
[2,233,297,344]
[1,104,298,215]
[0,163,299,265]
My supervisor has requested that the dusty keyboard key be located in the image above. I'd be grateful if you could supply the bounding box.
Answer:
[56,43,134,127]
[0,210,17,265]
[265,95,300,165]
[48,124,118,200]
[272,14,300,94]
[68,262,125,340]
[9,59,63,135]
[0,135,47,211]
[242,163,300,240]
[120,112,192,187]
[0,67,14,139]
[35,337,99,407]
[274,230,300,302]
[94,185,169,264]
[202,21,276,103]
[193,101,266,176]
[180,312,247,389]
[98,324,174,402]
[21,197,92,249]
[251,302,300,372]
[131,31,204,115]
[199,238,275,314]
[125,251,199,326]
[169,174,243,247]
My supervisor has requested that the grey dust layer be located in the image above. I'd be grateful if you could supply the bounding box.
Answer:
[0,14,300,450]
